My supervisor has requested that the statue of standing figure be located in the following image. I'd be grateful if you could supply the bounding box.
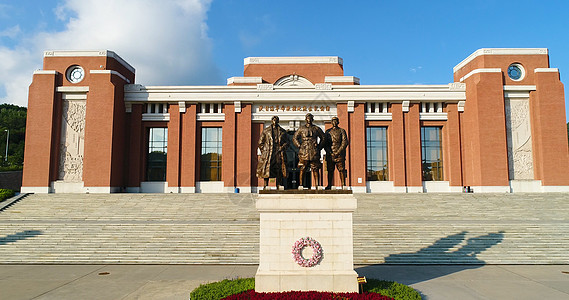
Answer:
[293,113,325,189]
[256,116,289,190]
[324,116,349,189]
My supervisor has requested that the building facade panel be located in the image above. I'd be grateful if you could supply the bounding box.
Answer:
[21,49,569,193]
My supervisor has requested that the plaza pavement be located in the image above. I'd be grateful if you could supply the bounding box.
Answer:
[1,264,568,300]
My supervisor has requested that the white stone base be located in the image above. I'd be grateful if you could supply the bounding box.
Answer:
[406,186,423,193]
[541,185,569,192]
[52,181,84,193]
[20,186,50,193]
[140,182,167,193]
[255,193,358,293]
[510,180,542,193]
[255,270,359,293]
[180,186,196,193]
[471,186,510,193]
[196,181,224,193]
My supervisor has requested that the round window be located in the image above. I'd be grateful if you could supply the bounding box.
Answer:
[507,64,524,81]
[66,65,85,84]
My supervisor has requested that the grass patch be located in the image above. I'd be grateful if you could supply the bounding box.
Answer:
[190,277,421,300]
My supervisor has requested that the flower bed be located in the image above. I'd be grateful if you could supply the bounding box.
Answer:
[222,290,394,300]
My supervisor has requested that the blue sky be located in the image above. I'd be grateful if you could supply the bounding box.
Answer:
[1,0,568,121]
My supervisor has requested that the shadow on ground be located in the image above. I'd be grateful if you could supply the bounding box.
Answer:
[356,230,504,294]
[0,230,43,245]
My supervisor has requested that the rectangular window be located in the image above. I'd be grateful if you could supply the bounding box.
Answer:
[366,127,388,181]
[421,127,443,181]
[201,127,222,181]
[147,127,167,181]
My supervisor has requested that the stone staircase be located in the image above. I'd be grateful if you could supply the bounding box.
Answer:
[0,193,567,264]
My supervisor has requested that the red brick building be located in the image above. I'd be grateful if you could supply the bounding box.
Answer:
[21,49,569,193]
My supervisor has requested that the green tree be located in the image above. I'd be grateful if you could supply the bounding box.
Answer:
[0,104,27,168]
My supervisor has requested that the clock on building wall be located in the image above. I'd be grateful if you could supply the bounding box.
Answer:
[66,65,85,83]
[507,63,524,81]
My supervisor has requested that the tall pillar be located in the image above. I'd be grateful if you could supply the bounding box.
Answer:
[390,103,406,189]
[83,72,128,192]
[180,103,197,192]
[236,103,252,192]
[223,104,236,191]
[346,103,366,192]
[126,104,143,191]
[531,69,569,187]
[21,71,60,193]
[167,104,181,192]
[404,103,422,191]
[461,70,509,190]
[445,103,463,187]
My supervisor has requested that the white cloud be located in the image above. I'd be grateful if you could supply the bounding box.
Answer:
[0,0,221,107]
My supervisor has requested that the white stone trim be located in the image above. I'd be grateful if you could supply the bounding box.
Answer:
[178,101,186,113]
[448,82,466,91]
[422,181,454,193]
[51,181,85,193]
[180,187,196,193]
[245,56,342,65]
[165,186,181,193]
[453,48,548,72]
[125,84,466,102]
[402,100,410,112]
[227,77,262,85]
[406,186,423,193]
[236,186,252,193]
[85,186,120,193]
[470,186,510,193]
[541,185,569,192]
[347,101,355,112]
[351,186,366,193]
[62,93,87,100]
[20,186,50,193]
[419,112,448,121]
[140,182,167,193]
[325,76,360,84]
[534,68,559,73]
[196,181,224,193]
[364,113,392,121]
[33,70,57,75]
[503,85,537,91]
[90,70,131,83]
[459,68,502,82]
[458,101,465,112]
[366,181,394,193]
[57,86,89,93]
[45,50,135,73]
[257,84,274,90]
[315,83,332,90]
[196,113,225,121]
[234,101,241,113]
[142,113,169,121]
[509,180,542,193]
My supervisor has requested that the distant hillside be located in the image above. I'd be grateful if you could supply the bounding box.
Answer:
[0,104,26,169]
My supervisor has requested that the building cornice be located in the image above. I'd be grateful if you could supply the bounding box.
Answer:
[125,83,466,103]
[244,56,343,65]
[453,48,548,73]
[44,50,136,74]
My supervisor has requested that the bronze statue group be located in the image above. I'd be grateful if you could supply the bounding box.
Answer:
[256,113,349,190]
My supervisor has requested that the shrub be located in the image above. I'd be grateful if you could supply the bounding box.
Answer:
[190,277,421,300]
[364,279,421,300]
[0,189,15,202]
[222,290,393,299]
[190,278,254,300]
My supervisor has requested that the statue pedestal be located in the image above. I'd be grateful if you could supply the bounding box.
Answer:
[255,191,358,292]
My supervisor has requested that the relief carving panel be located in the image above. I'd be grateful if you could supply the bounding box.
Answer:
[58,100,86,182]
[505,99,534,180]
